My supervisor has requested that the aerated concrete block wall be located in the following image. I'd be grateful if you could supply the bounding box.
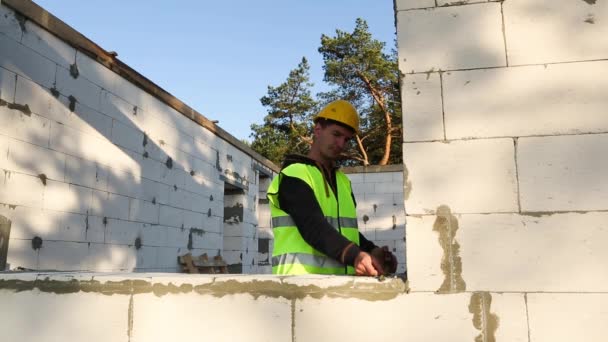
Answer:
[344,165,407,274]
[0,272,411,342]
[0,2,276,273]
[397,0,608,340]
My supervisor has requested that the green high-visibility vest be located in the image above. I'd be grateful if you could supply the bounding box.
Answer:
[267,163,359,275]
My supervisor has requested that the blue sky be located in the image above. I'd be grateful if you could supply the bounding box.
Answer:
[35,0,397,141]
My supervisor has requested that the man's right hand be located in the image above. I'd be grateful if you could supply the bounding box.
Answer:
[353,251,380,276]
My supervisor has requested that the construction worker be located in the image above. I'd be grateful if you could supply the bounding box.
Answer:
[267,100,397,275]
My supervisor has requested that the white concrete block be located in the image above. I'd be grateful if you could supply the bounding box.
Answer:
[363,172,393,183]
[86,243,134,271]
[139,155,161,183]
[5,238,38,269]
[0,171,44,208]
[395,0,435,11]
[0,34,56,88]
[42,210,87,242]
[408,212,608,292]
[374,201,406,218]
[6,138,65,181]
[443,63,608,139]
[105,167,141,199]
[346,173,364,184]
[43,180,91,215]
[166,227,189,248]
[223,236,245,251]
[89,190,130,221]
[74,52,116,97]
[156,246,179,268]
[0,205,87,242]
[14,75,110,138]
[402,72,445,142]
[65,155,106,190]
[112,74,145,110]
[128,198,159,224]
[0,102,50,148]
[186,174,211,202]
[111,119,144,154]
[199,231,222,250]
[163,143,192,172]
[140,224,167,247]
[0,4,23,41]
[167,187,189,211]
[137,177,159,203]
[505,0,608,65]
[55,64,102,111]
[528,293,608,342]
[374,226,406,242]
[22,20,76,69]
[13,73,62,118]
[0,286,130,341]
[204,215,223,235]
[351,182,374,196]
[187,191,208,214]
[374,182,401,194]
[182,210,204,230]
[358,193,395,216]
[142,134,167,165]
[519,134,608,212]
[99,89,142,130]
[296,293,480,341]
[159,165,186,189]
[131,291,291,342]
[139,113,171,145]
[404,139,518,214]
[135,246,158,269]
[0,204,39,239]
[85,215,106,244]
[192,139,216,164]
[156,182,171,206]
[159,205,184,229]
[397,3,506,73]
[0,66,16,102]
[54,96,115,140]
[49,119,140,176]
[38,240,89,270]
[105,219,142,245]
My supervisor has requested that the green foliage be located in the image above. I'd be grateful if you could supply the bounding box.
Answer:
[319,18,402,165]
[249,57,317,166]
[250,19,402,166]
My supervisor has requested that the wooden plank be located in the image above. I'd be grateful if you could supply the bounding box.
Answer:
[0,216,11,271]
[179,253,199,274]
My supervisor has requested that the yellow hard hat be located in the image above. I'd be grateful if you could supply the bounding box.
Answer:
[314,100,359,134]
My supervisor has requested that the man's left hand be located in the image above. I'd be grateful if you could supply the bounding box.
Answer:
[371,246,398,275]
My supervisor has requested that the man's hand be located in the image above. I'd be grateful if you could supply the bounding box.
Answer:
[371,246,398,275]
[354,251,380,276]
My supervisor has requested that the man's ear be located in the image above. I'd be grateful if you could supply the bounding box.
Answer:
[313,122,321,136]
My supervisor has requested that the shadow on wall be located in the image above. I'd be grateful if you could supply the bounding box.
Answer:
[0,5,227,273]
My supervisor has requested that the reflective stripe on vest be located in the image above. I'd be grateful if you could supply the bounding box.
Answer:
[271,216,358,231]
[268,163,359,275]
[272,253,343,269]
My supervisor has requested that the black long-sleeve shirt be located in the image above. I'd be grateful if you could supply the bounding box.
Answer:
[276,155,377,267]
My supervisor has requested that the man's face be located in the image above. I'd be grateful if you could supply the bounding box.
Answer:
[314,122,355,160]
